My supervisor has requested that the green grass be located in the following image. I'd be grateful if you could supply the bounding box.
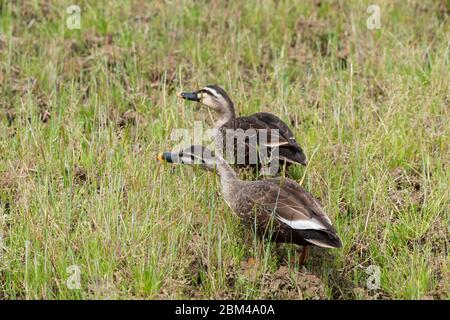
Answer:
[0,0,448,299]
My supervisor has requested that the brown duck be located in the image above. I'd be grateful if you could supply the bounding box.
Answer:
[157,146,341,264]
[177,85,307,171]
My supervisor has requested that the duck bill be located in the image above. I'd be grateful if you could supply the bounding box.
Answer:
[156,152,174,163]
[176,91,200,102]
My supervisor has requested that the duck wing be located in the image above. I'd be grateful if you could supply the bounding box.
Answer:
[252,112,295,140]
[249,177,342,248]
[252,112,307,165]
[220,116,290,147]
[217,117,290,167]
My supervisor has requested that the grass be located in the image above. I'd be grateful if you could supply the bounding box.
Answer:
[0,0,448,299]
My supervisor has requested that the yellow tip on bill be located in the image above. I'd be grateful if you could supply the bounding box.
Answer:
[157,152,165,162]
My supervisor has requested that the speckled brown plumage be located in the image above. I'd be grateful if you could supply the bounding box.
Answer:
[218,112,307,169]
[159,146,342,250]
[178,85,307,171]
[222,175,342,248]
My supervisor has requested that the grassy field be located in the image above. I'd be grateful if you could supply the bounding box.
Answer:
[0,0,448,299]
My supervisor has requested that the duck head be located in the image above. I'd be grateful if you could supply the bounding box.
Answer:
[177,85,236,127]
[157,145,216,169]
[157,145,237,182]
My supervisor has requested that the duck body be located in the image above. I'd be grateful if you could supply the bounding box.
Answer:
[222,176,342,249]
[178,85,307,172]
[218,111,307,169]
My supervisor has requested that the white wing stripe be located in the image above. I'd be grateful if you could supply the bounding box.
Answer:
[276,215,326,231]
[304,238,336,248]
[260,140,289,147]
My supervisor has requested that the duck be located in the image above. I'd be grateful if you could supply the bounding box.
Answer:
[176,85,307,172]
[157,145,342,264]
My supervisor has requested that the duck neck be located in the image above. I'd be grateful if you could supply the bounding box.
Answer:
[214,102,236,129]
[215,161,238,184]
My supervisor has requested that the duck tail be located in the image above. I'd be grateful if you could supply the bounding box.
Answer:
[304,230,343,249]
[278,145,308,166]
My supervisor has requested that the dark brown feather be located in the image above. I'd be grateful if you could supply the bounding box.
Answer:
[218,113,306,169]
[230,177,342,248]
